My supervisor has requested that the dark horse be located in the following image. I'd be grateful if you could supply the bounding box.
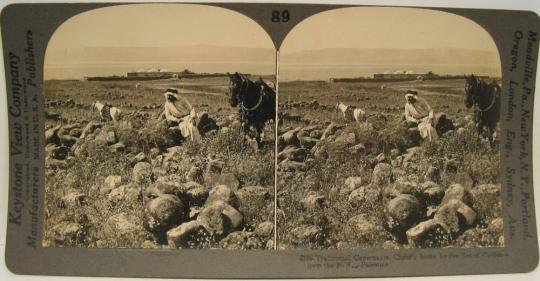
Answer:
[464,74,501,146]
[227,72,276,146]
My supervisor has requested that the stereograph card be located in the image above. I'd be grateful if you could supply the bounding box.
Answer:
[1,0,539,278]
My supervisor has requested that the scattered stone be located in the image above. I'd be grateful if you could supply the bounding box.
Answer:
[434,199,477,233]
[131,152,147,164]
[80,121,102,138]
[349,143,366,155]
[301,191,327,209]
[219,231,263,250]
[186,166,203,183]
[278,159,307,172]
[254,221,274,239]
[372,163,393,186]
[424,166,441,183]
[183,181,209,206]
[334,132,356,147]
[299,136,318,149]
[321,123,340,140]
[104,175,122,191]
[236,186,271,207]
[109,142,125,153]
[406,219,450,248]
[167,220,209,248]
[206,185,239,208]
[441,184,472,206]
[385,194,423,233]
[348,185,381,208]
[206,159,224,174]
[205,173,240,191]
[197,201,243,236]
[104,213,140,239]
[471,184,502,222]
[344,214,384,244]
[61,190,86,208]
[289,224,324,246]
[277,146,309,162]
[132,162,153,184]
[108,184,141,204]
[46,144,70,160]
[419,181,444,205]
[144,194,187,241]
[389,148,401,159]
[50,221,85,244]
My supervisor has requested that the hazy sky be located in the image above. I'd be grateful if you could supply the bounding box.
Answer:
[47,4,273,50]
[281,7,499,54]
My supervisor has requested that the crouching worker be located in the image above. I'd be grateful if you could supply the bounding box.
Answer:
[160,88,201,143]
[404,90,439,142]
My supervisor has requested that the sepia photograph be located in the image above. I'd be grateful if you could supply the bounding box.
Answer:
[43,4,276,249]
[276,7,503,249]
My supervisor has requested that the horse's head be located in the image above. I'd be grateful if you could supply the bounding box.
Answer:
[464,74,478,108]
[227,72,243,107]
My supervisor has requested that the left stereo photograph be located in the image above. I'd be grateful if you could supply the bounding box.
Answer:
[43,3,277,249]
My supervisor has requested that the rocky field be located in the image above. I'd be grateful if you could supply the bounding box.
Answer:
[276,79,503,249]
[43,77,276,249]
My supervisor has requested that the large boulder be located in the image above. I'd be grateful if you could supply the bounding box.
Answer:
[167,220,209,248]
[434,199,476,233]
[385,194,423,233]
[406,219,450,248]
[197,200,243,237]
[144,194,187,241]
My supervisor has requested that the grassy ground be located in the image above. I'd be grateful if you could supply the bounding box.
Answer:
[276,79,502,249]
[43,77,275,248]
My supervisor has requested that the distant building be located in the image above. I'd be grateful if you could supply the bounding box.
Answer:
[373,71,439,80]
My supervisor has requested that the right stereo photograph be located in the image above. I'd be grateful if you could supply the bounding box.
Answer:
[276,7,503,250]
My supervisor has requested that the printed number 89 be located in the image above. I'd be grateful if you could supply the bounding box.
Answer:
[272,10,290,22]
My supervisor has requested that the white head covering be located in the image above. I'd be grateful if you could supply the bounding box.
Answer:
[165,88,179,100]
[405,90,418,101]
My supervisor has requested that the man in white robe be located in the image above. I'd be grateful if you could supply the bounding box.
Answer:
[404,91,438,142]
[161,88,201,142]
